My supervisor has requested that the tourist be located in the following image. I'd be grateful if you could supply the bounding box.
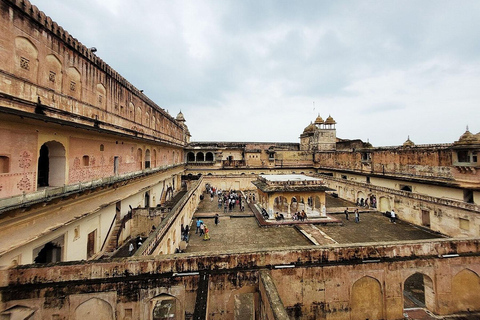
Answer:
[344,208,349,220]
[390,209,396,224]
[137,237,143,248]
[183,225,189,241]
[215,213,219,225]
[196,218,203,234]
[203,224,210,241]
[129,242,134,256]
[354,208,359,223]
[199,222,205,236]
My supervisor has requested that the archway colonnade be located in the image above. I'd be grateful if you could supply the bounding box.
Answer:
[257,191,327,218]
[186,151,215,162]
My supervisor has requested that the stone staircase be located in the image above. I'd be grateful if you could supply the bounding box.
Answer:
[104,219,122,252]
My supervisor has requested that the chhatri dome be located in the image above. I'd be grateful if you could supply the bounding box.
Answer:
[303,122,316,134]
[314,114,324,125]
[325,115,336,125]
[176,110,185,122]
[403,136,415,147]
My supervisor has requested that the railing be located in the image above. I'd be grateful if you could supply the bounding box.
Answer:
[316,173,480,212]
[100,213,118,252]
[0,163,185,214]
[138,177,203,256]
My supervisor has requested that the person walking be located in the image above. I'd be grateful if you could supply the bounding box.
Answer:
[354,208,360,223]
[196,218,203,234]
[214,213,219,225]
[203,224,210,241]
[390,209,396,224]
[128,242,134,256]
[183,225,189,241]
[344,208,349,220]
[199,222,205,236]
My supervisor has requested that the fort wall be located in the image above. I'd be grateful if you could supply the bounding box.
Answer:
[1,238,480,319]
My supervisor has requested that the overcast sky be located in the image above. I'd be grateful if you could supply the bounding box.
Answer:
[30,0,480,146]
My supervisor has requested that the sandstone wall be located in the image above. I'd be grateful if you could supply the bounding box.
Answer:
[1,239,480,319]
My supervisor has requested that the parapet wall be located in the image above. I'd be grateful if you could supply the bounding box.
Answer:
[1,238,480,319]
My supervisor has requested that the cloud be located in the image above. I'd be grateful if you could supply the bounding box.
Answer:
[29,0,480,146]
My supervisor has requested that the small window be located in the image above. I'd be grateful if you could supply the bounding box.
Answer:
[459,218,470,231]
[98,95,103,104]
[464,190,474,204]
[366,176,371,184]
[473,152,478,163]
[20,57,30,70]
[100,144,104,151]
[0,156,10,173]
[49,71,56,83]
[341,175,347,180]
[82,155,89,166]
[70,81,76,91]
[400,185,412,192]
[457,150,469,163]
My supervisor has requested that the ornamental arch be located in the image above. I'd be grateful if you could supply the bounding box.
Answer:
[451,268,480,313]
[45,54,62,92]
[151,293,181,320]
[350,276,384,320]
[37,141,66,187]
[378,196,392,212]
[74,298,114,320]
[403,272,435,313]
[14,36,38,84]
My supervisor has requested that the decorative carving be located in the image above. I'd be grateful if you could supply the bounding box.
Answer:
[73,157,80,169]
[17,175,32,191]
[18,151,32,169]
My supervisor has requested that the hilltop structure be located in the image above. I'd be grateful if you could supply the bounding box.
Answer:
[0,0,479,319]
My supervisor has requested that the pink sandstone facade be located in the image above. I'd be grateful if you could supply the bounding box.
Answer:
[1,0,480,319]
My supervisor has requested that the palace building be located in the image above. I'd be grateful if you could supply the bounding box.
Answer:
[0,0,479,319]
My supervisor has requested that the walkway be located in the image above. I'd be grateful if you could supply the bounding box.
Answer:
[183,192,445,253]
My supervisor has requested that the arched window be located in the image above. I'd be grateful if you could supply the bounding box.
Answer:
[145,149,151,169]
[205,152,214,161]
[197,152,205,162]
[38,141,66,187]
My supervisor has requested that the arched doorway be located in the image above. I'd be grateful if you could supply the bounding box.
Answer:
[379,196,391,212]
[273,196,289,215]
[37,141,66,187]
[350,276,384,319]
[205,152,214,161]
[74,298,114,320]
[145,191,150,208]
[451,269,480,313]
[145,149,151,169]
[151,294,180,320]
[403,273,435,312]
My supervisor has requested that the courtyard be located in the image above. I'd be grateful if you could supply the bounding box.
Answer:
[184,192,446,254]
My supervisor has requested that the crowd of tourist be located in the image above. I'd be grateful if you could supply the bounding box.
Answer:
[356,195,377,208]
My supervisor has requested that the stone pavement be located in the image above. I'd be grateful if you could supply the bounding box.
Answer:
[183,192,445,253]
